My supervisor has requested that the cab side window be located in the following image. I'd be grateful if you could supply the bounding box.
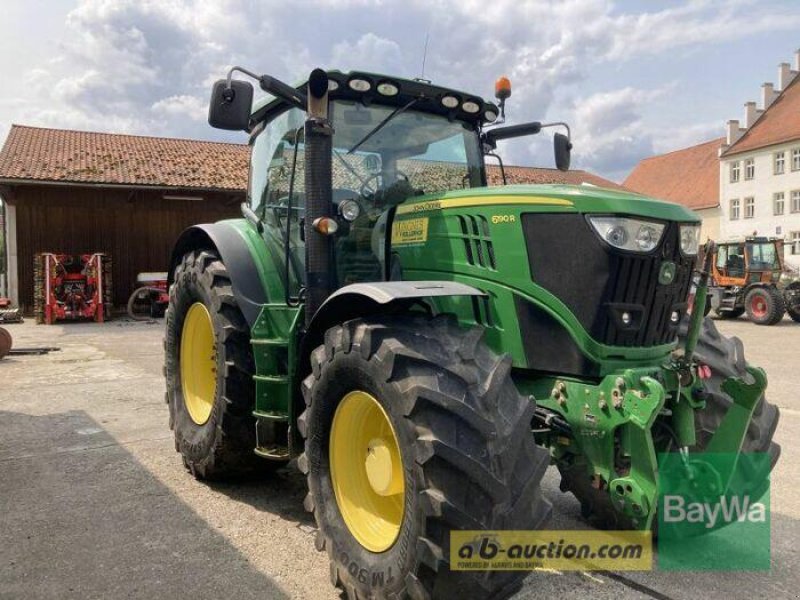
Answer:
[249,108,306,221]
[249,108,306,292]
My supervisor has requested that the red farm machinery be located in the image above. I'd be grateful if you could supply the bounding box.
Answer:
[126,272,169,320]
[33,253,113,324]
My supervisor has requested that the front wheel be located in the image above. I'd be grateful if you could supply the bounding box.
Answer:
[714,307,744,319]
[299,314,551,599]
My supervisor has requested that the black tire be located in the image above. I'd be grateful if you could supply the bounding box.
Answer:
[713,307,744,319]
[0,326,11,360]
[558,316,780,530]
[299,314,551,599]
[745,286,785,325]
[784,282,800,323]
[165,249,267,479]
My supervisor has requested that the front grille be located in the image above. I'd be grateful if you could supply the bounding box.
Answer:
[522,214,695,348]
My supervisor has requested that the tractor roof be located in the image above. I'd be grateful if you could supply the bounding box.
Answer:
[249,70,498,129]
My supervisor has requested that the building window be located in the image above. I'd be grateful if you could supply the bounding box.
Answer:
[793,148,800,171]
[730,161,740,183]
[774,151,785,174]
[730,198,740,220]
[774,192,785,215]
[744,196,755,218]
[744,158,755,180]
[792,190,800,213]
[791,231,800,256]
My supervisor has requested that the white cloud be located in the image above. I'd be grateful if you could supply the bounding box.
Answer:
[331,34,403,74]
[0,0,797,176]
[151,95,206,121]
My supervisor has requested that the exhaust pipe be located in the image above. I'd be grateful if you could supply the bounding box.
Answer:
[303,68,334,326]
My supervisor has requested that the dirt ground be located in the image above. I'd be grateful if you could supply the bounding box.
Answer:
[1,315,798,599]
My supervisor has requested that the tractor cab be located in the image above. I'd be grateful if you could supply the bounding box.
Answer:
[712,237,784,285]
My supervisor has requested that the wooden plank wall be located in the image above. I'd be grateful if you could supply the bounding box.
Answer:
[10,185,242,312]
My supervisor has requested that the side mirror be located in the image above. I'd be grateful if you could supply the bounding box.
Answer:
[208,79,253,131]
[554,132,572,172]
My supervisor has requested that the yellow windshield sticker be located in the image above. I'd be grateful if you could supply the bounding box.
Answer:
[396,195,573,215]
[391,217,429,245]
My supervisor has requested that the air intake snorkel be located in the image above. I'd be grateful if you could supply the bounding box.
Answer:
[303,69,335,326]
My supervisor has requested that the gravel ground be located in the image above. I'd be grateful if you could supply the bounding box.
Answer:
[0,315,798,599]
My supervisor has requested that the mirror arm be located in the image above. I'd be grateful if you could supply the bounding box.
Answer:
[539,121,571,140]
[224,66,307,111]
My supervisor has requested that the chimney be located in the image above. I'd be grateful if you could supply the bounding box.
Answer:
[761,82,779,109]
[726,119,744,145]
[795,48,800,72]
[778,62,795,90]
[743,101,760,128]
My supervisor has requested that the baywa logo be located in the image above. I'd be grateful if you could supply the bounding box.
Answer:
[657,452,771,571]
[662,494,766,529]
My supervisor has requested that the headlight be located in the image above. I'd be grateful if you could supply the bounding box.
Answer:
[680,224,701,255]
[588,216,665,252]
[338,199,361,222]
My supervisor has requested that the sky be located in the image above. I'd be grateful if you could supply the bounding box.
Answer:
[0,0,798,182]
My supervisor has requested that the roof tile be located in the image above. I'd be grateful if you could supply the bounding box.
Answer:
[624,138,723,210]
[0,124,625,194]
[722,76,800,157]
[0,125,249,192]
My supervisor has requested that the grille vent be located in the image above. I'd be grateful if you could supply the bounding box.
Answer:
[456,215,496,270]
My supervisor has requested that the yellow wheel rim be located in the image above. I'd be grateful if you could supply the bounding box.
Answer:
[180,302,217,425]
[330,390,405,552]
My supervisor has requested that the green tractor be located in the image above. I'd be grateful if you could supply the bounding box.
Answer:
[164,67,780,598]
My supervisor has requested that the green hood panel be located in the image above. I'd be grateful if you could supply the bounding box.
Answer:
[398,183,700,223]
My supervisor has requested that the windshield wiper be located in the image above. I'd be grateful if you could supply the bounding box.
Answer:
[348,98,419,154]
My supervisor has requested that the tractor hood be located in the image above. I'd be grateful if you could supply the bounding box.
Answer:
[396,183,700,223]
[392,182,700,378]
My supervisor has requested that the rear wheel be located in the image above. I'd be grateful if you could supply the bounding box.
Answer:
[745,286,785,325]
[165,249,271,479]
[299,314,551,599]
[784,282,800,323]
[559,316,780,529]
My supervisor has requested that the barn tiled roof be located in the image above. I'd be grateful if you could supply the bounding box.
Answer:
[721,76,800,157]
[490,165,626,189]
[0,125,249,192]
[624,137,723,210]
[0,124,625,194]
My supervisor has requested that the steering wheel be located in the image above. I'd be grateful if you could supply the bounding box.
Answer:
[360,171,410,198]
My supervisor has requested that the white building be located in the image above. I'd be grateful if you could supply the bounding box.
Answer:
[719,51,800,269]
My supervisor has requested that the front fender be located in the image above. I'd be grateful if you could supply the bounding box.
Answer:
[300,280,486,372]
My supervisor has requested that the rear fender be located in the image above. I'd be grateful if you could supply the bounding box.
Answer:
[168,222,274,327]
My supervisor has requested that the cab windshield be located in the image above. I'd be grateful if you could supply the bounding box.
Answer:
[249,101,485,297]
[746,242,781,272]
[329,100,485,197]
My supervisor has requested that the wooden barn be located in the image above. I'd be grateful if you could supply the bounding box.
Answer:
[0,125,248,313]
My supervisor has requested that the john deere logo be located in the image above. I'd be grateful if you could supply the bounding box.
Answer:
[659,261,676,285]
